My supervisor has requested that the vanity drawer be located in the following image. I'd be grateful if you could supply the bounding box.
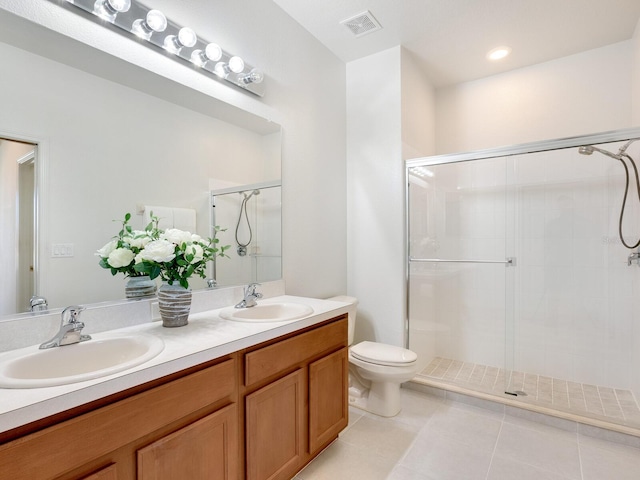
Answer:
[244,316,347,387]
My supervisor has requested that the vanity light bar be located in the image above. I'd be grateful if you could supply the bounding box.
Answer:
[60,0,265,97]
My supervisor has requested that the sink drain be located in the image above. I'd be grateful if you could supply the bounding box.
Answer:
[505,390,528,397]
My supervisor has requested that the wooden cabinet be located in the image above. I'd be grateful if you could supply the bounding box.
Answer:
[137,404,238,480]
[0,358,237,480]
[245,370,305,480]
[0,314,348,480]
[243,315,348,480]
[309,348,349,454]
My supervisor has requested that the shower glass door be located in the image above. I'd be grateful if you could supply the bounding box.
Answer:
[408,128,640,430]
[407,156,516,396]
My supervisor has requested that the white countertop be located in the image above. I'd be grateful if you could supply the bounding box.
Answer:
[0,295,349,435]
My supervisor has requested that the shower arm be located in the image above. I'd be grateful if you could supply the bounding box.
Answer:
[579,139,640,250]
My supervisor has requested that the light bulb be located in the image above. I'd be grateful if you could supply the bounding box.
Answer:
[93,0,130,22]
[241,68,264,85]
[214,62,229,78]
[191,50,207,67]
[132,9,167,40]
[228,56,244,74]
[146,10,168,32]
[177,27,197,48]
[165,27,197,54]
[205,43,222,62]
[105,0,130,12]
[191,43,223,67]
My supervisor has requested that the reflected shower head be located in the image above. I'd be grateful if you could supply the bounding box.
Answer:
[244,189,261,200]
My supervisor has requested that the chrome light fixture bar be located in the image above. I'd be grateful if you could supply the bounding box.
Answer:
[60,0,265,96]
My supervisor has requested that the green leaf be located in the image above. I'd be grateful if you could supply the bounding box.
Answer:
[150,265,162,280]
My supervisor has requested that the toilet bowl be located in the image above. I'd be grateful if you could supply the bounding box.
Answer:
[328,296,419,417]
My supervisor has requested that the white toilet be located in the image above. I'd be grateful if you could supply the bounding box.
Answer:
[329,296,419,417]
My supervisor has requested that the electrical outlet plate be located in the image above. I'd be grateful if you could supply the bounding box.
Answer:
[51,243,74,257]
[150,301,161,322]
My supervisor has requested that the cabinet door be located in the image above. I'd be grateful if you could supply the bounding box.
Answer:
[245,369,305,480]
[309,348,349,454]
[137,404,237,480]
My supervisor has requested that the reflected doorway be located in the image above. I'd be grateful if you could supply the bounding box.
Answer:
[0,138,37,314]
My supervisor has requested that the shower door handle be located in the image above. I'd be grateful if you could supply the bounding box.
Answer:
[410,257,516,266]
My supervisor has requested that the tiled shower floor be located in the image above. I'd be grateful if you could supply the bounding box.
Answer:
[419,357,640,429]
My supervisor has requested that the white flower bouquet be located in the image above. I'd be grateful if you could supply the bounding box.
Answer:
[97,212,228,289]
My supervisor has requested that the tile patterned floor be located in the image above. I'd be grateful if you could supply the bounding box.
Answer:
[295,389,640,480]
[419,357,640,428]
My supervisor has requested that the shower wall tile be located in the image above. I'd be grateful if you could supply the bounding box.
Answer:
[571,237,607,267]
[516,155,547,185]
[607,174,626,207]
[545,238,575,266]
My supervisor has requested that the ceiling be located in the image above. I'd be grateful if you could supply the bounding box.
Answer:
[272,0,640,87]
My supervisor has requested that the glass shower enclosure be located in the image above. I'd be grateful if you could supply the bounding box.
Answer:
[406,127,640,431]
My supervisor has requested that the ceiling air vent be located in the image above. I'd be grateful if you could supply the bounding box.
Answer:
[340,11,382,38]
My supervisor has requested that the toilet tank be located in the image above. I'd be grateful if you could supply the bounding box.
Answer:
[327,295,358,346]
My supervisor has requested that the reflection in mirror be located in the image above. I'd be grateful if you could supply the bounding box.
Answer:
[0,139,37,315]
[212,182,282,286]
[0,39,281,318]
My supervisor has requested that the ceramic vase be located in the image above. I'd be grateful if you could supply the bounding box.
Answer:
[125,275,157,299]
[158,283,192,328]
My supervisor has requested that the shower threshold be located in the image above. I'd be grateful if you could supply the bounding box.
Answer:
[412,357,640,437]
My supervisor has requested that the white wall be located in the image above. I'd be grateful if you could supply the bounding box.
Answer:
[632,17,640,125]
[346,47,437,347]
[401,50,437,160]
[347,47,405,346]
[0,0,347,304]
[436,41,634,154]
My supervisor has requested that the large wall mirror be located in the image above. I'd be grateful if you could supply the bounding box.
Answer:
[0,14,281,317]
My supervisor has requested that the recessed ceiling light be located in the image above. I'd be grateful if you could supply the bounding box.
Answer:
[487,46,512,61]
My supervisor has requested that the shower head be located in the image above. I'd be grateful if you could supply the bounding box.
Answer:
[579,138,640,160]
[578,146,594,155]
[578,144,621,160]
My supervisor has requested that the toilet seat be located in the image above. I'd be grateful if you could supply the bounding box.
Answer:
[350,341,417,367]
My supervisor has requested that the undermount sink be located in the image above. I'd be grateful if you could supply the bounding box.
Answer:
[0,333,164,389]
[219,302,314,323]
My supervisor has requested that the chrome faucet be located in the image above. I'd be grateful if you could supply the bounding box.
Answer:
[30,296,48,312]
[235,283,262,308]
[39,306,91,349]
[628,249,640,266]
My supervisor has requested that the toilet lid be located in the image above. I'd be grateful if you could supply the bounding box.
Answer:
[350,341,417,366]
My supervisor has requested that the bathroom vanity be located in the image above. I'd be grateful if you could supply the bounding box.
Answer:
[0,297,349,480]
